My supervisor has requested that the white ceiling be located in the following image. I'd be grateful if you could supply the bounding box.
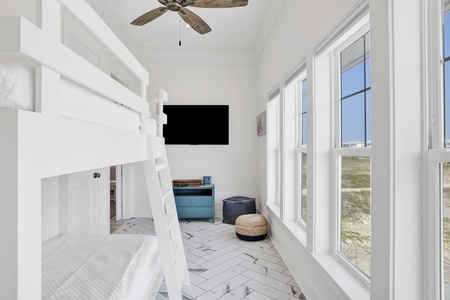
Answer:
[85,0,284,59]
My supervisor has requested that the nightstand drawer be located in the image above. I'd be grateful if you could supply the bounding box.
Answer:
[175,195,212,207]
[176,206,213,218]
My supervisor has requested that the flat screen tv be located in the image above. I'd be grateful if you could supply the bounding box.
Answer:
[162,105,229,145]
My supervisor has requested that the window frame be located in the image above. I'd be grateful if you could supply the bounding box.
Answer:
[332,23,372,281]
[296,74,308,225]
[267,89,282,216]
[427,1,450,299]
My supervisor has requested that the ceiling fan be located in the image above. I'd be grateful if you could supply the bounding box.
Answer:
[130,0,249,35]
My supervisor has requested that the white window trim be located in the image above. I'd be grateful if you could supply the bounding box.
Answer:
[331,21,372,281]
[267,89,282,217]
[426,1,447,299]
[297,148,308,226]
[296,74,308,226]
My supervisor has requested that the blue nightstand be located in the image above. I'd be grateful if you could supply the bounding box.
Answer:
[173,185,215,223]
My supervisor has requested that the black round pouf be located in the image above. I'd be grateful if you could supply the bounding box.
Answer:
[222,196,256,225]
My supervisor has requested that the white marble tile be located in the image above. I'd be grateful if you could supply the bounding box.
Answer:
[198,266,247,291]
[186,260,204,272]
[181,283,206,298]
[240,261,293,283]
[196,290,223,300]
[242,269,297,296]
[201,244,241,261]
[185,251,209,266]
[182,227,210,240]
[202,250,243,269]
[239,248,282,264]
[257,258,288,273]
[188,271,207,285]
[199,257,244,279]
[204,233,237,248]
[283,268,293,277]
[237,240,278,256]
[184,245,214,259]
[217,284,252,300]
[112,218,305,300]
[182,237,205,249]
[288,278,299,288]
[245,291,275,300]
[273,252,282,259]
[208,236,241,251]
[244,280,299,300]
[207,274,251,299]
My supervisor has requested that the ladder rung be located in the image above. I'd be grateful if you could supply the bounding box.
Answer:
[176,256,187,285]
[166,212,177,230]
[162,188,172,200]
[156,162,168,172]
[172,237,182,260]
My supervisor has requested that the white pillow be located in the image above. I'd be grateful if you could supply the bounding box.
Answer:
[0,59,35,111]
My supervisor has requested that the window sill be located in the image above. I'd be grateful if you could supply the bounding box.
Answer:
[285,220,307,246]
[264,205,370,300]
[266,202,280,217]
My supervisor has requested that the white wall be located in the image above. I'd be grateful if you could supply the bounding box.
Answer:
[41,176,60,242]
[129,63,259,217]
[124,162,153,217]
[0,0,36,24]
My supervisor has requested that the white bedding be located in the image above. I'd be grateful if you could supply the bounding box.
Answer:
[0,59,35,110]
[0,59,157,135]
[42,235,162,300]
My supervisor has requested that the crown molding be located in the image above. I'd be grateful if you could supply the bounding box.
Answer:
[135,48,259,65]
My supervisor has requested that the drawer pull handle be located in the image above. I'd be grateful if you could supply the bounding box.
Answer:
[190,210,194,214]
[190,200,194,204]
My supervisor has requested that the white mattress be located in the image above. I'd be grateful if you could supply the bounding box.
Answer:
[42,235,162,300]
[0,59,157,135]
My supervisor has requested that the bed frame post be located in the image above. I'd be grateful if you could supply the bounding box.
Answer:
[36,0,61,115]
[156,89,168,137]
[0,111,42,299]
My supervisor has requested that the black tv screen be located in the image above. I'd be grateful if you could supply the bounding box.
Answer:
[162,105,229,145]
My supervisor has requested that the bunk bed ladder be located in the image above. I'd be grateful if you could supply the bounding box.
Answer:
[142,143,189,300]
[142,89,189,300]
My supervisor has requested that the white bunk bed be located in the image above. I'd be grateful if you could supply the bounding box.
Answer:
[0,1,188,299]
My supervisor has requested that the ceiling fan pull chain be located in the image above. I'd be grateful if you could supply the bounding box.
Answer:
[179,16,182,46]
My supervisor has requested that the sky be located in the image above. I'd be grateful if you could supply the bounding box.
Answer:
[340,34,371,147]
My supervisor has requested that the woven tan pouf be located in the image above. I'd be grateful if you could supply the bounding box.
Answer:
[235,214,268,241]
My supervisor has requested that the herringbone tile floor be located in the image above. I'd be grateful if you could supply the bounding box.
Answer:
[112,218,306,300]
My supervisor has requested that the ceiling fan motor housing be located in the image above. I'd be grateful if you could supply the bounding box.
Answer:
[167,2,182,11]
[158,0,194,11]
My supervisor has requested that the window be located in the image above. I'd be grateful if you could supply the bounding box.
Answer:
[299,78,308,223]
[267,90,281,210]
[340,33,371,148]
[284,69,307,225]
[336,31,371,277]
[441,7,450,299]
[444,10,450,147]
[427,2,450,299]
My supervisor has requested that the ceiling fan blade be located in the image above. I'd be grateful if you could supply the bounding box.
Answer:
[131,7,168,26]
[178,9,212,35]
[190,0,248,8]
